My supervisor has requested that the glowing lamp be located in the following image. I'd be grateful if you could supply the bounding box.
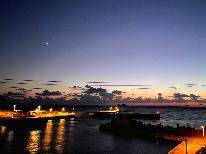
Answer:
[201,126,205,137]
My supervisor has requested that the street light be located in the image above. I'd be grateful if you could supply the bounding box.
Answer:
[13,105,16,111]
[185,138,191,154]
[201,126,205,137]
[62,107,65,112]
[49,108,52,112]
[38,106,41,112]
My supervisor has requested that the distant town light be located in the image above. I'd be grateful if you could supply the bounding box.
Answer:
[49,108,52,112]
[156,111,160,114]
[62,107,65,112]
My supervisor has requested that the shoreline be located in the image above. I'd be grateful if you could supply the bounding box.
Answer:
[1,102,206,111]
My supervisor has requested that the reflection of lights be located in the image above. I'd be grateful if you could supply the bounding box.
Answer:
[26,130,41,153]
[43,120,53,152]
[55,119,65,153]
[0,126,7,135]
[7,131,14,142]
[59,119,65,125]
[69,118,76,127]
[155,120,161,125]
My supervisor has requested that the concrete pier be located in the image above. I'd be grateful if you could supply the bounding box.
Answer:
[168,136,206,154]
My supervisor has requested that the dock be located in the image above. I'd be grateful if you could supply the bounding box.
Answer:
[75,111,160,120]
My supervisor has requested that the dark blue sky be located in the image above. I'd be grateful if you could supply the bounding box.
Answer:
[1,0,206,96]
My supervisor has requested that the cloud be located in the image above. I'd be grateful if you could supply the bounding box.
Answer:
[4,79,13,80]
[91,84,151,87]
[87,82,108,84]
[202,85,206,87]
[187,85,193,88]
[72,86,82,89]
[48,80,62,83]
[169,86,177,89]
[69,86,85,90]
[10,87,19,89]
[18,82,27,84]
[16,88,26,91]
[190,94,200,101]
[185,83,197,86]
[6,91,25,96]
[85,85,93,89]
[33,88,43,90]
[36,90,62,96]
[43,83,57,85]
[71,93,83,97]
[173,93,189,99]
[138,87,150,90]
[85,87,107,95]
[112,90,124,95]
[23,80,34,81]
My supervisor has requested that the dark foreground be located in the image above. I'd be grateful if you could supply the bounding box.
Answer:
[0,118,176,154]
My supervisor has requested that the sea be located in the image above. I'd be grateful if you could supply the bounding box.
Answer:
[0,106,206,154]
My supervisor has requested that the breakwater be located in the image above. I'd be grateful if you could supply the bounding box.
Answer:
[100,119,206,154]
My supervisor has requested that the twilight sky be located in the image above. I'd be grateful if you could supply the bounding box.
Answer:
[1,0,206,98]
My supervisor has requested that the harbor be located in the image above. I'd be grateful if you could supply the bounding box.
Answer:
[1,106,206,153]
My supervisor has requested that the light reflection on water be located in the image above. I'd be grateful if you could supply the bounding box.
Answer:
[0,126,7,135]
[24,119,67,154]
[0,118,175,154]
[26,130,41,154]
[43,120,53,153]
[7,130,14,143]
[55,119,65,154]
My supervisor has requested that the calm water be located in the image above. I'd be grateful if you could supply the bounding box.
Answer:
[0,106,206,154]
